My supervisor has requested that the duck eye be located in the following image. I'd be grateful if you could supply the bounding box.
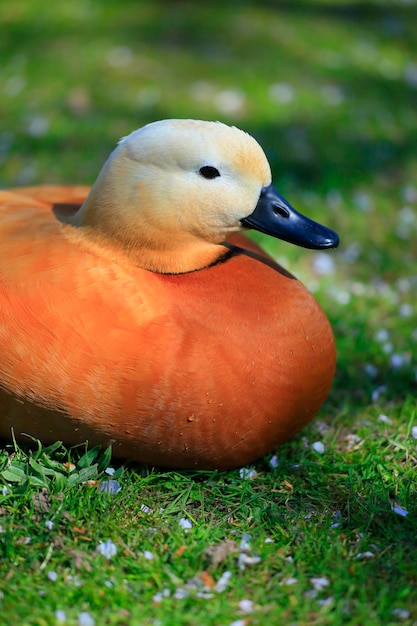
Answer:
[199,166,221,180]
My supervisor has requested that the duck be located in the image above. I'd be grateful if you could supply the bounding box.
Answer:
[0,119,339,470]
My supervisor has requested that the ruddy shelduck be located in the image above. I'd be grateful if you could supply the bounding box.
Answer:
[0,119,339,469]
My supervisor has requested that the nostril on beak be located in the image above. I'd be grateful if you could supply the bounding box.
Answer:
[273,205,290,218]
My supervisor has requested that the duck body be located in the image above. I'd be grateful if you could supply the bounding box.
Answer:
[0,121,338,469]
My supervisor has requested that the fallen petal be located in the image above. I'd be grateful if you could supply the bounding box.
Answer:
[96,540,117,559]
[390,502,409,517]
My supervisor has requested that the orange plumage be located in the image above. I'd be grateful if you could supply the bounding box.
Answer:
[0,120,338,469]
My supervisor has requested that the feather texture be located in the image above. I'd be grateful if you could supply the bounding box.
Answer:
[0,120,337,469]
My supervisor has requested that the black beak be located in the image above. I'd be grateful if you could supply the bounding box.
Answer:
[241,184,339,250]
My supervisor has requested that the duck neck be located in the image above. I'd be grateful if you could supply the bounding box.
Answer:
[63,192,229,274]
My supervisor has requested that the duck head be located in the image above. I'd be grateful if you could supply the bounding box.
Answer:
[70,119,339,273]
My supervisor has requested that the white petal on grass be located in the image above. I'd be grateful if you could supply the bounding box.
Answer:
[78,612,95,626]
[397,277,413,293]
[215,89,246,115]
[400,214,417,237]
[179,517,193,532]
[173,574,216,600]
[310,576,330,591]
[99,479,121,494]
[229,621,247,626]
[390,353,411,369]
[326,189,343,208]
[105,467,115,475]
[327,286,350,305]
[2,486,8,496]
[240,533,252,551]
[392,608,410,620]
[331,510,342,528]
[313,252,336,276]
[264,537,274,543]
[269,454,279,469]
[307,279,319,293]
[96,540,117,559]
[140,504,152,514]
[372,385,387,402]
[353,190,373,212]
[280,577,298,586]
[377,414,393,425]
[411,426,417,439]
[16,164,37,185]
[238,599,254,613]
[153,588,171,603]
[106,46,132,68]
[316,421,329,435]
[318,596,334,607]
[350,281,367,296]
[189,81,216,102]
[355,551,376,560]
[239,467,257,479]
[47,571,58,582]
[321,84,344,105]
[269,82,295,104]
[238,553,261,569]
[142,550,154,561]
[45,520,54,530]
[399,303,413,318]
[403,185,417,203]
[364,364,378,378]
[55,610,66,622]
[404,62,417,88]
[311,441,325,454]
[198,588,216,599]
[5,75,26,97]
[214,571,232,593]
[391,502,409,517]
[238,533,261,569]
[375,328,389,342]
[26,115,49,137]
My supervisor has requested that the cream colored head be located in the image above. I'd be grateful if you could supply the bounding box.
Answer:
[72,119,272,273]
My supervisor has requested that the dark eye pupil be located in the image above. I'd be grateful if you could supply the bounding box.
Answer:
[199,166,220,179]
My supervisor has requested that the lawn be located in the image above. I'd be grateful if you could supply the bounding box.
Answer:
[1,1,417,625]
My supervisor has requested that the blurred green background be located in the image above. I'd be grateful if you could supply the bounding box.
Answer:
[1,0,416,413]
[2,0,416,190]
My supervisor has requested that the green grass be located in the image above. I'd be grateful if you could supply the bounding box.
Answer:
[1,1,417,624]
